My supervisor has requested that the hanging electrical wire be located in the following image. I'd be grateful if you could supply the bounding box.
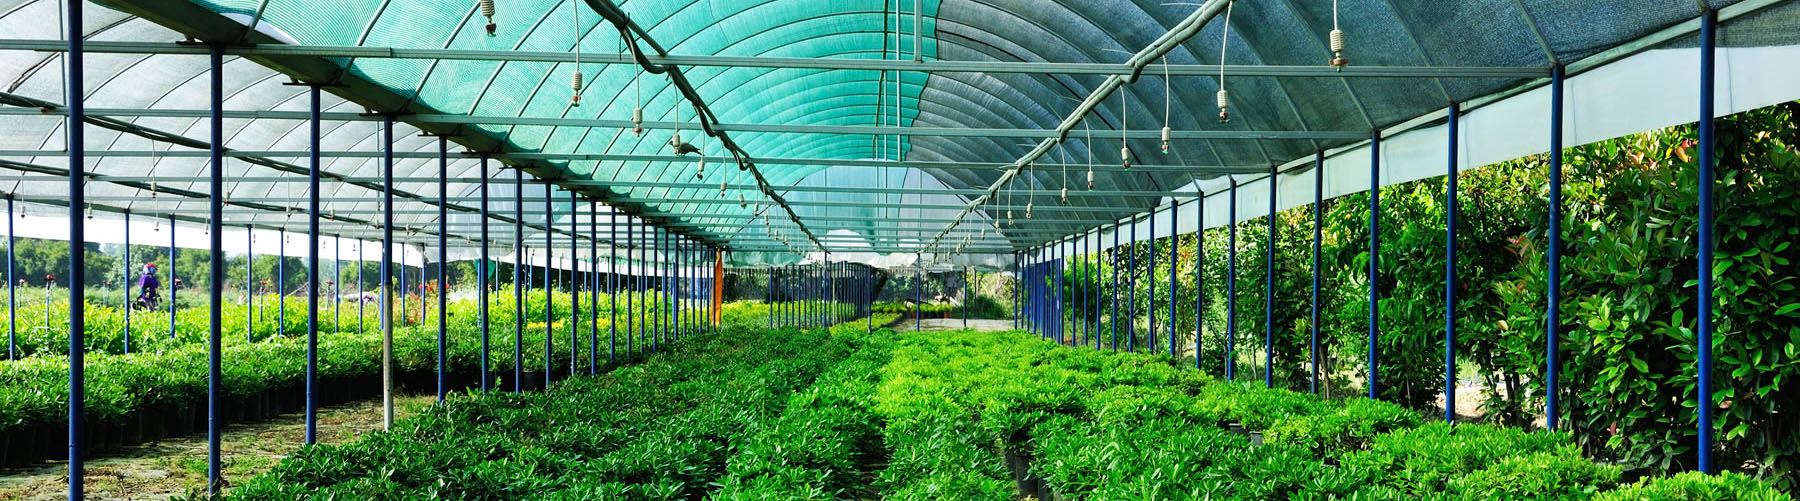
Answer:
[1161,57,1172,154]
[1025,162,1034,219]
[570,0,583,107]
[1085,120,1095,189]
[1120,91,1131,169]
[1217,0,1235,123]
[1059,141,1069,204]
[1330,0,1348,68]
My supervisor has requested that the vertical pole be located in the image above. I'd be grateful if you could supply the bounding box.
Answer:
[768,266,775,328]
[1311,151,1324,394]
[169,214,177,338]
[123,210,130,354]
[962,265,968,329]
[589,201,598,373]
[479,156,491,391]
[608,210,617,362]
[304,85,321,443]
[1111,226,1119,351]
[1170,200,1179,359]
[1195,193,1205,368]
[865,264,873,332]
[1444,103,1460,423]
[168,212,176,339]
[1227,181,1237,381]
[544,188,554,381]
[1369,130,1382,400]
[436,137,448,403]
[1128,218,1137,352]
[1267,166,1278,389]
[4,195,12,360]
[1012,252,1019,329]
[204,43,223,496]
[1545,65,1565,429]
[247,229,254,342]
[512,166,523,393]
[567,192,576,378]
[66,3,88,497]
[380,115,395,428]
[914,255,922,331]
[278,229,285,339]
[1149,208,1157,353]
[1696,8,1717,474]
[357,241,363,333]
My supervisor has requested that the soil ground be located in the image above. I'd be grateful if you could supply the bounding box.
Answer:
[0,394,435,500]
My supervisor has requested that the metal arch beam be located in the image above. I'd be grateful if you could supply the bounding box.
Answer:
[0,106,1368,141]
[0,39,1552,78]
[0,149,1269,174]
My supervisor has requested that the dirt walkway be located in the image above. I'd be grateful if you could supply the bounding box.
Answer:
[0,394,435,500]
[894,318,1016,332]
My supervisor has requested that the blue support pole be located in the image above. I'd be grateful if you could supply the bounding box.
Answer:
[608,210,617,363]
[123,210,130,354]
[567,192,577,378]
[1696,8,1717,474]
[1111,226,1119,351]
[1267,166,1278,389]
[1095,230,1101,351]
[247,228,254,342]
[5,195,12,360]
[914,255,922,331]
[544,188,555,378]
[1312,151,1324,394]
[1128,218,1138,352]
[512,166,524,393]
[437,137,449,402]
[1369,130,1383,400]
[1445,103,1460,423]
[304,85,321,443]
[169,214,176,338]
[768,266,775,328]
[1227,181,1238,381]
[1149,208,1157,353]
[1170,200,1179,359]
[479,155,491,391]
[278,229,285,339]
[589,201,598,373]
[1057,243,1065,344]
[1195,194,1205,369]
[66,4,89,497]
[380,115,396,427]
[204,43,224,496]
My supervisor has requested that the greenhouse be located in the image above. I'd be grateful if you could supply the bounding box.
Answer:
[0,0,1797,498]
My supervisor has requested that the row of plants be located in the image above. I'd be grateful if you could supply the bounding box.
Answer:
[0,288,689,359]
[0,292,734,467]
[870,294,1009,320]
[222,313,901,499]
[1046,100,1800,487]
[877,329,1788,499]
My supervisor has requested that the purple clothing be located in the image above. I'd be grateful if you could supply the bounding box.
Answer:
[138,273,159,292]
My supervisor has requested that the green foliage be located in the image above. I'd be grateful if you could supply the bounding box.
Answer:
[1448,451,1621,499]
[1593,471,1791,501]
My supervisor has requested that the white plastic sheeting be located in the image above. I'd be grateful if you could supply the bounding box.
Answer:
[1045,42,1800,258]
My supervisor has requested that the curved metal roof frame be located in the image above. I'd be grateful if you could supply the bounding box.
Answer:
[1,0,1789,264]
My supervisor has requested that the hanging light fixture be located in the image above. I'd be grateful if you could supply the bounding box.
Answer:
[629,34,644,136]
[569,0,583,107]
[480,0,497,36]
[1161,57,1173,154]
[1059,141,1069,205]
[1330,0,1348,69]
[1120,91,1131,169]
[1217,0,1235,124]
[1085,120,1095,190]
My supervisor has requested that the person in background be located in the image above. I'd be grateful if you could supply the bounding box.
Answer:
[135,262,161,310]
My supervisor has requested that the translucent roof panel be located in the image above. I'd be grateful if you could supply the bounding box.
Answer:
[1,0,1795,263]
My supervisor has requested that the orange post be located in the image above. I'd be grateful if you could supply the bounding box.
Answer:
[712,251,724,326]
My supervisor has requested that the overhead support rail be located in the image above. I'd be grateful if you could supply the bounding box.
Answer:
[922,0,1230,253]
[0,39,1550,78]
[582,0,821,253]
[0,107,1368,141]
[0,148,1265,174]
